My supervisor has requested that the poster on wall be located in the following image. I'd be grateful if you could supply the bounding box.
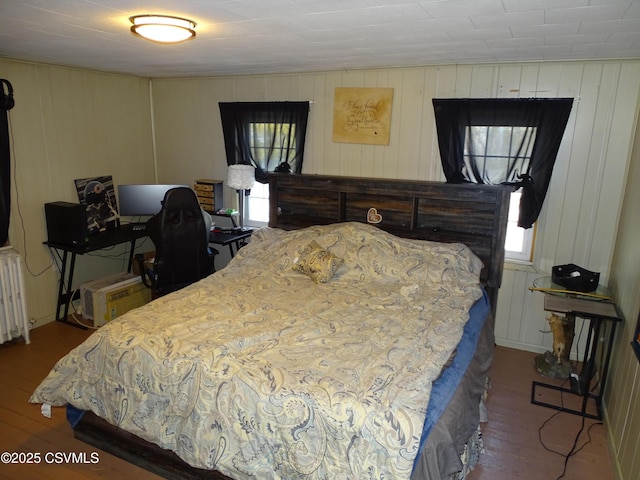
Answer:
[74,175,119,234]
[332,87,393,145]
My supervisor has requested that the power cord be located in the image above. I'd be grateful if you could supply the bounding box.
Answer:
[537,318,602,480]
[538,406,602,480]
[68,287,99,330]
[5,111,55,278]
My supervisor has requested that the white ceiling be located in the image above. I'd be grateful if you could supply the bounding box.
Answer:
[1,0,639,78]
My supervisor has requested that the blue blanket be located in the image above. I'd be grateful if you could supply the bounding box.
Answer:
[414,289,490,469]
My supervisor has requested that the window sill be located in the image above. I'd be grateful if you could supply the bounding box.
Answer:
[245,220,268,229]
[504,260,538,274]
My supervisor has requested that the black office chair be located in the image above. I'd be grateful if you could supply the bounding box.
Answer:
[136,187,217,297]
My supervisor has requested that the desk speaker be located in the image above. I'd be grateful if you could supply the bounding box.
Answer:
[45,201,89,246]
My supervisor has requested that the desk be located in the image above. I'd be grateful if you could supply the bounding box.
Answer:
[44,224,148,328]
[209,229,253,259]
[530,288,623,420]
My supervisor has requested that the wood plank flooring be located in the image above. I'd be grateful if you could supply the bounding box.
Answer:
[471,346,615,480]
[0,323,615,480]
[0,321,161,480]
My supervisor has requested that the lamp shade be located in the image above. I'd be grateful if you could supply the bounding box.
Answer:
[227,164,255,190]
[130,15,196,43]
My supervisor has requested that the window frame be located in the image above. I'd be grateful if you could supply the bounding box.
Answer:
[219,102,309,226]
[504,190,535,264]
[462,124,537,263]
[219,101,310,183]
[432,98,573,231]
[246,181,269,227]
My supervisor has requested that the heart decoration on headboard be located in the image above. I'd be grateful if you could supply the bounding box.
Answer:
[367,207,382,224]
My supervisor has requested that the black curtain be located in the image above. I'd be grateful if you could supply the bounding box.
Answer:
[433,98,573,229]
[219,102,309,183]
[0,79,15,246]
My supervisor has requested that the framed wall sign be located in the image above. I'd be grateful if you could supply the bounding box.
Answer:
[332,87,393,145]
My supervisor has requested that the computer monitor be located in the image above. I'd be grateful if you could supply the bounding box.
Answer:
[117,184,189,217]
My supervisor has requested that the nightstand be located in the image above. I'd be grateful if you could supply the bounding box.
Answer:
[530,278,623,419]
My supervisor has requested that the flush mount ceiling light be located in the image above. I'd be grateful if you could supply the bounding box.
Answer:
[129,14,196,43]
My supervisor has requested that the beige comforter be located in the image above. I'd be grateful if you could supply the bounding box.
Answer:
[31,222,484,479]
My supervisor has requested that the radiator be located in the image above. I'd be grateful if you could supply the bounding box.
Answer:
[0,247,30,344]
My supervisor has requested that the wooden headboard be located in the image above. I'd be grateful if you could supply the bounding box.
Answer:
[268,173,511,313]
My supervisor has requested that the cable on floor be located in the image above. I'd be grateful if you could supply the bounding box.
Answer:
[69,287,99,330]
[538,404,602,479]
[536,325,603,480]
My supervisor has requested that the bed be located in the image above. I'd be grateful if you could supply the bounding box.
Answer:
[30,174,511,480]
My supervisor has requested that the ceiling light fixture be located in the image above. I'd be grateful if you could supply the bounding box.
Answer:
[129,14,196,43]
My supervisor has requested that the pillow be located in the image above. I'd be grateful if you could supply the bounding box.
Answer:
[293,240,344,283]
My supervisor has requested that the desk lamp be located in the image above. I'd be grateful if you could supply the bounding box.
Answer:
[226,164,255,230]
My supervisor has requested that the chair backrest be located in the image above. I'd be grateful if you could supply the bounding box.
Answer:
[146,187,212,295]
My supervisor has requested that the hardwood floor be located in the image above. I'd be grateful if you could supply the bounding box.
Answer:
[0,323,615,480]
[471,346,615,480]
[0,321,161,480]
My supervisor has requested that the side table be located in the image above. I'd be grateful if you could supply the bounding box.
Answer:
[209,228,253,259]
[529,278,622,419]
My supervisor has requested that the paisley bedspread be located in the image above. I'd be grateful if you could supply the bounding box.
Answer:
[31,222,484,480]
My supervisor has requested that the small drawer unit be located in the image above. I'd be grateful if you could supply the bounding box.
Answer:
[194,179,223,213]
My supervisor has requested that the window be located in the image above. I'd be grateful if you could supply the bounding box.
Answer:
[247,181,269,225]
[249,122,298,166]
[247,122,297,226]
[433,97,573,263]
[504,191,535,262]
[464,125,536,262]
[245,121,298,225]
[463,126,536,184]
[219,102,310,225]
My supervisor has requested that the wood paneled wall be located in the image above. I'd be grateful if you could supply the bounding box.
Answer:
[607,109,640,480]
[151,60,640,355]
[1,58,156,327]
[2,56,638,480]
[152,63,640,480]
